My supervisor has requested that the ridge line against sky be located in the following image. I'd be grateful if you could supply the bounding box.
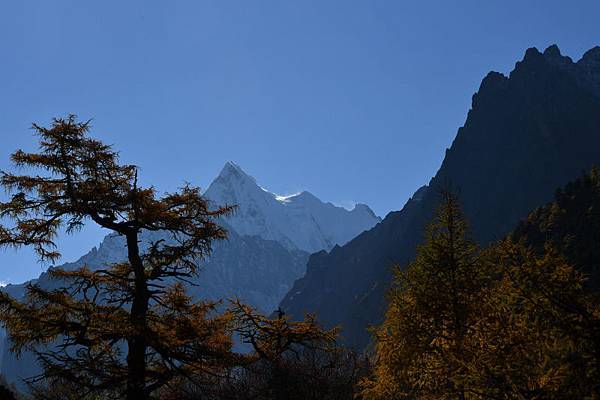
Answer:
[0,0,599,283]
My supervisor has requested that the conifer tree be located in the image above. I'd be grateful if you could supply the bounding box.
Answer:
[474,239,600,399]
[159,301,352,400]
[471,169,600,398]
[0,116,236,400]
[230,300,339,400]
[361,191,488,400]
[363,174,600,400]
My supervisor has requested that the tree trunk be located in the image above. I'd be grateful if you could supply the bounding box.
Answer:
[125,231,150,400]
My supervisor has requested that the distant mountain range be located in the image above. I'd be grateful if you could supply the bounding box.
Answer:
[0,162,380,386]
[4,43,600,389]
[279,44,600,350]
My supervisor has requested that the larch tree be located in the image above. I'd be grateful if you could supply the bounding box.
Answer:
[230,300,339,400]
[159,301,363,400]
[473,239,600,399]
[361,192,489,400]
[469,169,600,398]
[362,181,600,400]
[0,116,237,400]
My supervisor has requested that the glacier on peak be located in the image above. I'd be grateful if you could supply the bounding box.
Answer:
[204,162,381,253]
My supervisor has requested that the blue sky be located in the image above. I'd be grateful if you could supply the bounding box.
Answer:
[1,1,599,284]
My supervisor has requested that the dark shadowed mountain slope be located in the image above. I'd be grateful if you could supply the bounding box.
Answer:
[280,45,600,350]
[512,167,600,290]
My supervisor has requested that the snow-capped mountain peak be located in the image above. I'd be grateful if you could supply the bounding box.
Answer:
[204,163,381,253]
[0,161,381,385]
[211,161,258,191]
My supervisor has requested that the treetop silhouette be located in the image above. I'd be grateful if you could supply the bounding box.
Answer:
[0,115,236,400]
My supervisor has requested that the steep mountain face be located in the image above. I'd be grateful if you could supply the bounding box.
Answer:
[280,45,600,350]
[205,162,381,253]
[1,162,379,387]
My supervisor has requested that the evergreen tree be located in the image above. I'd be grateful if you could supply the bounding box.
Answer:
[0,116,236,400]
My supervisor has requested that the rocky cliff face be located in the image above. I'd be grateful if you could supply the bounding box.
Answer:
[279,45,600,350]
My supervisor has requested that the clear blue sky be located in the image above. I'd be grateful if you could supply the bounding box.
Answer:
[1,0,599,284]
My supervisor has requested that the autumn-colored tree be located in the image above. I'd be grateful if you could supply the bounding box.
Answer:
[471,239,600,399]
[159,301,361,400]
[229,300,340,400]
[209,345,368,400]
[512,166,600,290]
[470,169,600,398]
[363,182,600,400]
[0,116,236,400]
[361,192,489,400]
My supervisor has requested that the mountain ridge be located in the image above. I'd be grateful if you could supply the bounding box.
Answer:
[279,44,600,350]
[0,162,380,388]
[205,161,381,253]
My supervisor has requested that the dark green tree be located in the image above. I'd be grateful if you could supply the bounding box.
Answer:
[513,166,600,289]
